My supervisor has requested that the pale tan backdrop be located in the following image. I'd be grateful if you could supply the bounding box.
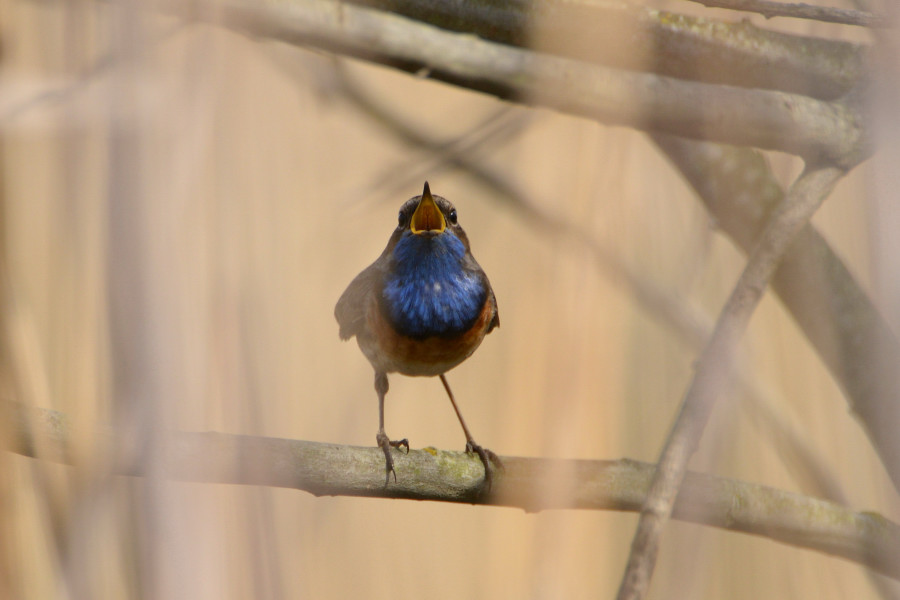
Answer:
[0,2,895,599]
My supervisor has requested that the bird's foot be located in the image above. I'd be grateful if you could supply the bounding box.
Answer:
[390,438,410,453]
[465,441,503,493]
[376,432,409,486]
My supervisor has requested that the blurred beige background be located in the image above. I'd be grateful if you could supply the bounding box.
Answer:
[0,1,896,598]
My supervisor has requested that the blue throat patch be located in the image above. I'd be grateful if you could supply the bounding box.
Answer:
[382,231,486,339]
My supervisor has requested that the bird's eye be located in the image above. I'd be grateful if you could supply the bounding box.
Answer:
[448,209,458,225]
[398,211,405,226]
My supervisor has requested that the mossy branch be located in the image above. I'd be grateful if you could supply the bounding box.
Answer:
[685,0,885,27]
[6,403,900,581]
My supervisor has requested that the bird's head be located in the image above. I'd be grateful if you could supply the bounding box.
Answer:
[394,182,470,249]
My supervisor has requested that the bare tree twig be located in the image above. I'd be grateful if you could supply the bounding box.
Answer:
[615,163,846,600]
[191,0,868,165]
[6,402,900,581]
[316,0,866,100]
[684,0,886,28]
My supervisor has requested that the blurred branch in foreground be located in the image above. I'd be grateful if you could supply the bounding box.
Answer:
[6,402,900,582]
[300,0,865,99]
[188,0,868,166]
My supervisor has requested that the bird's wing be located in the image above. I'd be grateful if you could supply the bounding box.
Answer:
[464,253,499,334]
[334,262,382,341]
[486,283,500,333]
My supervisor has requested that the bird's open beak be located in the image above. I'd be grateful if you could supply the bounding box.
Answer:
[410,182,445,234]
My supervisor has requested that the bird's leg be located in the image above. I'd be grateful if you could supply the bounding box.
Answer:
[375,371,408,486]
[439,374,502,491]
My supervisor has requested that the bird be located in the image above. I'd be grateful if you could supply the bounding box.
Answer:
[335,181,501,489]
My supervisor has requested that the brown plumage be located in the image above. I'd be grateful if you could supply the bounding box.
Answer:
[335,182,501,490]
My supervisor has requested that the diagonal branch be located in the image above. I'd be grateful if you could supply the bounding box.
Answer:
[615,163,847,600]
[7,402,900,581]
[655,135,900,493]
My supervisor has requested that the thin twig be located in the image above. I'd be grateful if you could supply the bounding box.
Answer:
[685,0,886,28]
[6,402,900,581]
[615,164,846,600]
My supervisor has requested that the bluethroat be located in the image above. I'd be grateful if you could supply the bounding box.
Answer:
[335,182,501,489]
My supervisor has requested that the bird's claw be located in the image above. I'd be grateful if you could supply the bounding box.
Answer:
[465,441,503,493]
[390,438,410,454]
[377,432,408,486]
